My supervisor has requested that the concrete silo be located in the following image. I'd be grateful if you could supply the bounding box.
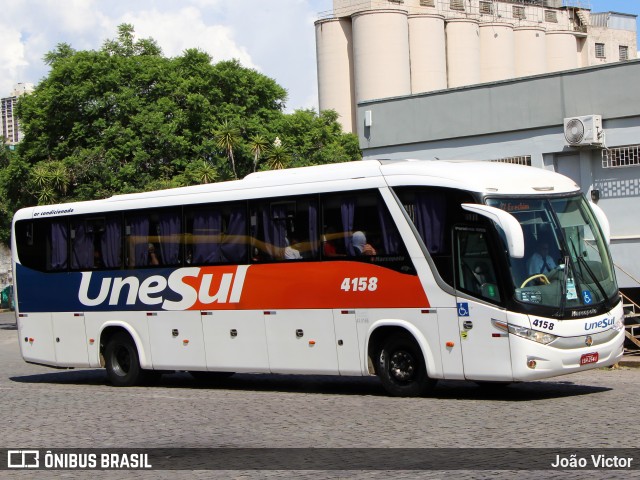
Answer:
[514,26,547,77]
[315,17,356,133]
[546,30,578,72]
[479,23,515,83]
[446,19,481,88]
[408,14,447,94]
[352,9,411,104]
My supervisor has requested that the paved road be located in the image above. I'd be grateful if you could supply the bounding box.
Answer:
[0,312,638,479]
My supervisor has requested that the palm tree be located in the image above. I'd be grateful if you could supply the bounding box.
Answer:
[30,161,69,204]
[265,141,291,170]
[192,160,218,184]
[214,120,242,179]
[48,162,69,195]
[249,134,270,172]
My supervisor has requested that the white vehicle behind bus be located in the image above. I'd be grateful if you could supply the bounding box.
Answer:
[11,160,625,396]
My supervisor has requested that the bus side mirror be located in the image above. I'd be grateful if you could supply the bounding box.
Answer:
[588,202,611,245]
[461,204,525,259]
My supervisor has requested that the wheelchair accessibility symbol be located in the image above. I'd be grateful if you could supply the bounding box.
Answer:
[457,302,470,317]
[582,290,593,305]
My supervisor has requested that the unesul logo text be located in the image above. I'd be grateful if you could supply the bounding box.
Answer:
[78,266,248,310]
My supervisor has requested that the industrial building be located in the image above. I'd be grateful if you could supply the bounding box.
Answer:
[315,1,639,302]
[315,0,637,133]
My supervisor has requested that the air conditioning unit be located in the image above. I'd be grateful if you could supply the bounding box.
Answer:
[564,115,603,146]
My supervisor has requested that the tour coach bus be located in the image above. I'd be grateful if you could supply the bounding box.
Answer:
[12,160,625,396]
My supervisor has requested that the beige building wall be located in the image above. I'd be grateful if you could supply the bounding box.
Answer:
[546,31,579,72]
[317,2,637,133]
[315,18,356,133]
[514,27,547,77]
[408,14,447,93]
[479,23,515,83]
[588,26,637,64]
[446,19,480,88]
[352,9,411,103]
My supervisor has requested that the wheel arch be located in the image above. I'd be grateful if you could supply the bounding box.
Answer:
[99,322,151,369]
[366,319,440,379]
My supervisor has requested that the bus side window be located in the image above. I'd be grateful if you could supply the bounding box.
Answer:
[394,187,478,285]
[250,196,318,263]
[15,220,57,272]
[124,209,181,268]
[321,190,412,272]
[185,202,248,265]
[454,227,501,303]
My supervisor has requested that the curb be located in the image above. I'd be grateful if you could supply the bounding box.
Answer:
[617,357,640,368]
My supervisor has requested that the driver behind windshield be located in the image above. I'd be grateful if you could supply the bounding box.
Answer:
[527,242,557,276]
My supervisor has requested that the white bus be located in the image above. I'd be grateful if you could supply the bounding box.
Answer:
[11,160,625,396]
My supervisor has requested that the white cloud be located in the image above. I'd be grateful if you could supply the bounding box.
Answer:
[0,27,29,95]
[121,6,257,68]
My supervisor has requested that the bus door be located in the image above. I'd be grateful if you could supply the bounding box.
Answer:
[453,226,513,381]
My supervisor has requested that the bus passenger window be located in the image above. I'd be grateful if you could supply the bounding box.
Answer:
[70,216,122,270]
[15,220,61,272]
[250,196,318,263]
[321,190,412,273]
[185,202,248,265]
[50,221,68,271]
[125,209,181,268]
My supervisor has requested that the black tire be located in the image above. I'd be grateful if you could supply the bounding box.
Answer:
[105,332,145,387]
[378,333,436,397]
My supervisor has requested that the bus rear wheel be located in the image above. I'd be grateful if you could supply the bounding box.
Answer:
[378,333,435,397]
[105,332,145,387]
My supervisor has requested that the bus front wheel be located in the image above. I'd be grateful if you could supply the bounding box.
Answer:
[105,332,144,387]
[378,333,436,397]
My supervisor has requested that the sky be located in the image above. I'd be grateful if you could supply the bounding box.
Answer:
[0,0,638,112]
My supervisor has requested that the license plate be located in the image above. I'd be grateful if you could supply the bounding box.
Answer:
[580,352,599,366]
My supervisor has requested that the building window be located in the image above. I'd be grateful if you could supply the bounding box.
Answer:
[420,0,435,6]
[602,145,640,169]
[513,6,526,20]
[450,0,465,11]
[479,1,492,14]
[544,10,558,23]
[595,43,606,59]
[619,45,629,61]
[490,156,532,167]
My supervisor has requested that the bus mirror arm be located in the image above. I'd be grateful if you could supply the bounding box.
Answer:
[461,204,525,259]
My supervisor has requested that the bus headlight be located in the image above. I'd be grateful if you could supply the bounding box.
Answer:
[508,324,557,345]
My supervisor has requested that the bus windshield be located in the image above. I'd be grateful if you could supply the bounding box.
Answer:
[487,195,618,314]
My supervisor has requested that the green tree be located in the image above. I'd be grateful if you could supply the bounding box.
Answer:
[0,24,360,244]
[271,109,361,167]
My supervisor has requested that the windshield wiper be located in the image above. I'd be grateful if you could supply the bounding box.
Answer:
[555,255,570,318]
[568,237,612,311]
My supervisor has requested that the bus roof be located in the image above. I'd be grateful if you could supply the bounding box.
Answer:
[15,159,580,220]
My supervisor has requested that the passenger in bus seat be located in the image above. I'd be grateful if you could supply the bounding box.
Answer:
[284,237,302,260]
[148,243,160,265]
[352,231,376,256]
